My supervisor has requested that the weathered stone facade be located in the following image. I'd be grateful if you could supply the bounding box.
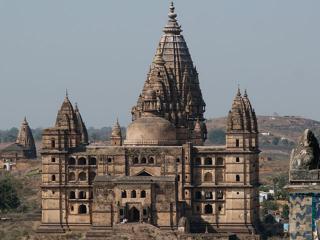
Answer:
[287,129,320,239]
[38,3,260,238]
[0,117,37,171]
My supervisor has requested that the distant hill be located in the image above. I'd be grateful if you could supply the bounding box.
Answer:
[207,115,320,144]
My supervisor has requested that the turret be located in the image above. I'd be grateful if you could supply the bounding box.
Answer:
[110,119,122,146]
[226,88,258,150]
[42,92,86,150]
[16,117,37,158]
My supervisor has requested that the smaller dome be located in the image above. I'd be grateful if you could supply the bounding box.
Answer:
[124,116,177,146]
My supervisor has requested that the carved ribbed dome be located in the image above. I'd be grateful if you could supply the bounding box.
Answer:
[227,88,257,133]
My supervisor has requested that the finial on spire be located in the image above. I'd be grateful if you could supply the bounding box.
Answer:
[65,89,69,100]
[23,116,27,124]
[244,89,248,97]
[163,1,182,35]
[237,84,241,96]
[168,2,177,20]
[75,102,79,111]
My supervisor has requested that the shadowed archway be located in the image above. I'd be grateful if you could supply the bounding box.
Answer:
[128,207,140,222]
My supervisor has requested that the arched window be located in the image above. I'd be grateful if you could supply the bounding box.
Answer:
[69,191,76,199]
[121,190,127,198]
[141,157,147,164]
[78,157,86,165]
[131,190,136,198]
[148,157,154,164]
[195,191,202,200]
[79,172,87,181]
[204,172,213,182]
[176,158,180,163]
[177,175,180,182]
[51,175,56,182]
[70,205,74,212]
[205,204,213,214]
[141,190,146,198]
[79,191,86,199]
[68,157,76,165]
[78,204,87,214]
[51,139,55,148]
[236,175,240,182]
[216,157,224,166]
[89,172,96,182]
[217,190,224,200]
[205,157,213,165]
[236,157,240,163]
[68,172,75,181]
[133,157,139,164]
[195,157,201,165]
[89,157,97,165]
[205,191,213,199]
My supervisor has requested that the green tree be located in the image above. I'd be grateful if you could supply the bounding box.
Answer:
[0,174,21,211]
[262,200,279,212]
[282,204,289,219]
[207,129,226,145]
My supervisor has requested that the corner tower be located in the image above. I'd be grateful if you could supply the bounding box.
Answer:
[131,2,206,145]
[226,88,259,150]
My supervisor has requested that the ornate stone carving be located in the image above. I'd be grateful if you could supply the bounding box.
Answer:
[290,129,320,170]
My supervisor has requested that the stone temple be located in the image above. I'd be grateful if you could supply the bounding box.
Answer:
[38,3,260,239]
[0,117,37,170]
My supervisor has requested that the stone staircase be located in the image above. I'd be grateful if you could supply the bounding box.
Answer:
[86,223,178,240]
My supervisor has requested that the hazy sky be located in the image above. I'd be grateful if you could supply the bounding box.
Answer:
[0,0,320,129]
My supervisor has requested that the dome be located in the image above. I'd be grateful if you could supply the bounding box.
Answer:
[124,116,177,146]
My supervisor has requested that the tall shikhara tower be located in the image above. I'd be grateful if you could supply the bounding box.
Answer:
[131,2,207,145]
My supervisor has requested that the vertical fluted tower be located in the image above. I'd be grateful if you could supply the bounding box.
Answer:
[110,119,122,146]
[131,2,206,144]
[226,88,259,150]
[16,117,37,158]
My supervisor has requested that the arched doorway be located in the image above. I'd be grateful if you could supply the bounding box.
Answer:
[128,207,140,222]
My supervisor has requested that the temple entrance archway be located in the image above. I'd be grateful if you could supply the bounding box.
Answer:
[128,207,140,222]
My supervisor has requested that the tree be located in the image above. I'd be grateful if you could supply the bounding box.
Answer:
[282,204,289,220]
[0,174,21,211]
[262,200,279,212]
